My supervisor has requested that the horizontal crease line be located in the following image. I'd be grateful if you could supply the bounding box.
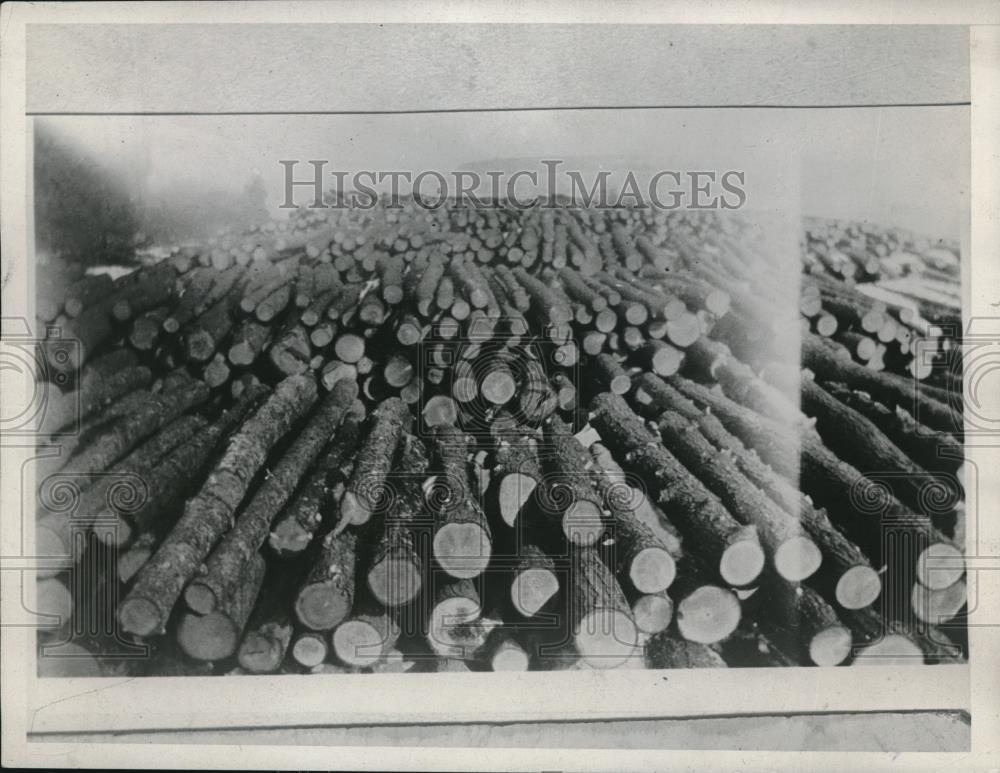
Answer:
[26,103,972,116]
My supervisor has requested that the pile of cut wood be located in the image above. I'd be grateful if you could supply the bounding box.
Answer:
[34,202,966,676]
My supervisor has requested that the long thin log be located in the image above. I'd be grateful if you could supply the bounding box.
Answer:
[668,376,800,478]
[509,544,560,618]
[176,552,265,662]
[655,410,822,583]
[41,364,153,437]
[236,568,296,674]
[587,447,678,595]
[539,417,606,546]
[823,383,963,474]
[118,387,269,548]
[569,548,638,668]
[338,397,411,532]
[268,416,360,558]
[589,392,765,588]
[749,580,853,666]
[489,421,542,528]
[802,333,962,436]
[427,424,492,579]
[632,373,882,611]
[119,375,318,636]
[58,381,209,478]
[294,528,358,632]
[366,434,429,607]
[186,380,358,615]
[776,367,961,532]
[57,413,206,544]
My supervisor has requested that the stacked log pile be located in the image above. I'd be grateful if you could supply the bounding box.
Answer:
[33,200,966,676]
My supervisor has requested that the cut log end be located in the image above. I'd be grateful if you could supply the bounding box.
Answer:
[451,376,478,404]
[574,608,639,668]
[773,535,823,583]
[836,565,883,610]
[490,640,530,671]
[238,633,283,674]
[268,519,313,557]
[338,490,372,531]
[650,344,684,377]
[184,582,220,616]
[629,547,677,595]
[369,558,423,608]
[911,579,966,625]
[561,500,604,546]
[481,370,517,406]
[676,586,741,644]
[809,625,853,667]
[332,619,387,667]
[511,567,559,617]
[433,522,492,579]
[428,596,483,658]
[334,334,366,364]
[498,472,536,527]
[853,634,924,666]
[295,583,353,631]
[608,374,631,395]
[917,543,965,590]
[118,597,161,637]
[718,540,766,588]
[422,395,459,429]
[177,611,239,661]
[292,634,328,668]
[632,593,674,634]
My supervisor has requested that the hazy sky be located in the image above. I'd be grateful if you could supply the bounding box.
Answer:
[37,105,968,240]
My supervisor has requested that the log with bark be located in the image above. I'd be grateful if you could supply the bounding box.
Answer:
[802,333,962,437]
[645,633,728,669]
[57,381,209,479]
[538,417,606,547]
[365,434,430,608]
[746,580,853,666]
[427,424,493,579]
[185,380,358,616]
[331,604,401,668]
[822,383,963,475]
[114,386,269,548]
[267,415,360,558]
[236,568,297,674]
[294,528,358,632]
[488,419,543,528]
[655,410,822,583]
[588,392,765,589]
[177,552,266,662]
[587,443,679,596]
[119,375,318,636]
[427,578,492,659]
[632,372,883,611]
[568,548,639,668]
[337,397,411,532]
[769,366,962,533]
